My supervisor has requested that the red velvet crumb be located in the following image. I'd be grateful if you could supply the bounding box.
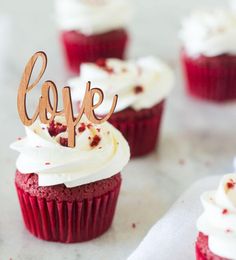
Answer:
[134,85,144,94]
[227,179,235,190]
[78,123,86,133]
[60,137,68,147]
[132,223,136,229]
[96,58,106,67]
[222,209,228,215]
[17,137,22,141]
[96,58,113,73]
[87,123,92,129]
[226,229,231,233]
[90,135,101,147]
[48,120,67,137]
[45,162,51,165]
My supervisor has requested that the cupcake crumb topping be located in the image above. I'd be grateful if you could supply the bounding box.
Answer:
[134,85,144,94]
[96,58,114,74]
[90,135,101,147]
[60,137,68,147]
[78,123,86,133]
[48,120,67,137]
[222,209,228,215]
[226,179,236,190]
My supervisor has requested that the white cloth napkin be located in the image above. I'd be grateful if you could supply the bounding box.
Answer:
[127,175,221,260]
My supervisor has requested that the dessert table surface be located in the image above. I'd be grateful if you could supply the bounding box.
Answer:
[1,59,236,260]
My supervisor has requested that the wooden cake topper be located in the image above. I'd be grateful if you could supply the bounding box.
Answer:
[17,51,118,148]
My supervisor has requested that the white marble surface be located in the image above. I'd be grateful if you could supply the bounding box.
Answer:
[0,0,236,259]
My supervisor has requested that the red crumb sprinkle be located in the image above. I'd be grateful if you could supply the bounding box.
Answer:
[90,135,101,147]
[178,159,185,165]
[226,229,231,233]
[48,120,67,137]
[222,209,228,215]
[96,128,101,132]
[88,136,91,140]
[132,223,136,229]
[87,123,93,129]
[96,58,114,74]
[17,137,22,141]
[134,85,144,94]
[60,137,68,147]
[78,123,86,133]
[227,179,236,190]
[45,162,51,165]
[96,58,106,67]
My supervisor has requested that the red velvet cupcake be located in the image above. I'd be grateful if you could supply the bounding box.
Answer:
[196,174,236,259]
[196,233,228,260]
[180,10,236,102]
[69,57,174,157]
[55,0,131,74]
[11,116,130,243]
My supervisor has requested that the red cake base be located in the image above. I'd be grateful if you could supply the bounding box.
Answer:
[196,232,228,260]
[108,101,165,157]
[61,29,128,73]
[15,171,121,243]
[181,50,236,102]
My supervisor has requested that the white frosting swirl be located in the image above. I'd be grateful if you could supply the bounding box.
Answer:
[69,57,174,114]
[180,9,236,57]
[197,173,236,259]
[54,0,132,35]
[10,116,130,188]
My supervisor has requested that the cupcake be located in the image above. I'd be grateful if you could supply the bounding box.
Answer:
[180,10,236,102]
[54,0,131,74]
[69,57,174,157]
[10,115,130,243]
[196,174,236,259]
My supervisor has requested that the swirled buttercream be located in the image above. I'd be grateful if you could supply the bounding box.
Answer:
[197,173,236,259]
[180,9,236,57]
[10,115,130,188]
[69,57,174,114]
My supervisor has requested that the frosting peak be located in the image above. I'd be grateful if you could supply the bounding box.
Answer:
[69,57,174,114]
[180,9,236,57]
[10,115,130,188]
[54,0,132,35]
[197,174,236,259]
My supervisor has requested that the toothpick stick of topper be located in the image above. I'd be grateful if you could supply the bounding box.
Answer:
[17,51,118,148]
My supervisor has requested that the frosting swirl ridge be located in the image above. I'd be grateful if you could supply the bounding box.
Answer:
[10,115,130,188]
[69,57,174,114]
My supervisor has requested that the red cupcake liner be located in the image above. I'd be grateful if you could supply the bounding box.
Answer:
[60,29,129,74]
[181,50,236,102]
[108,101,165,157]
[15,178,121,243]
[196,232,228,260]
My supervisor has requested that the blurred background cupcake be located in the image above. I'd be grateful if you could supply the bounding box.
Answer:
[54,0,132,74]
[180,9,236,102]
[69,57,174,157]
[11,115,130,243]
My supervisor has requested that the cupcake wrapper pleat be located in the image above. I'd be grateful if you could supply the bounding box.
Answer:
[109,101,165,157]
[61,29,129,73]
[15,180,121,243]
[181,51,236,102]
